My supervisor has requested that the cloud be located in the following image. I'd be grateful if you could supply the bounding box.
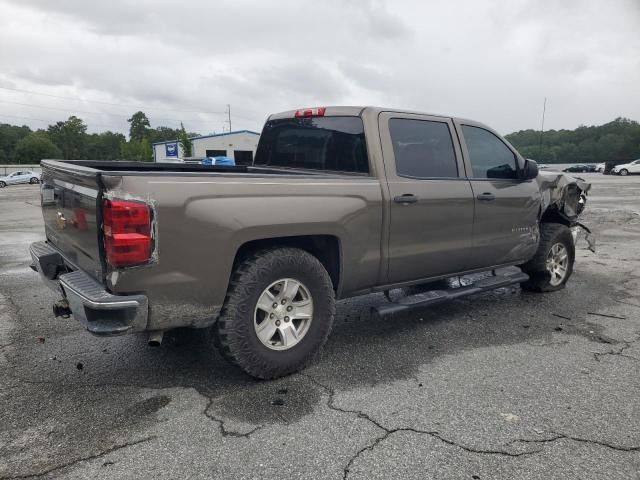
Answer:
[0,0,638,135]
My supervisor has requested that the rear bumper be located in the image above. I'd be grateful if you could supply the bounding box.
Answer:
[29,241,148,336]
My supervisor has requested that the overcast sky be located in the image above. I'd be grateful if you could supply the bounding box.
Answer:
[0,0,638,136]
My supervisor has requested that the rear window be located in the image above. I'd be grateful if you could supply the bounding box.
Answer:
[389,118,458,178]
[254,116,369,173]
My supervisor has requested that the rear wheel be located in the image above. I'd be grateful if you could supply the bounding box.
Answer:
[29,177,39,184]
[520,223,575,292]
[619,169,629,176]
[215,247,335,379]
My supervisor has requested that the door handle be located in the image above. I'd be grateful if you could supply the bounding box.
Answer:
[476,192,496,201]
[393,194,418,204]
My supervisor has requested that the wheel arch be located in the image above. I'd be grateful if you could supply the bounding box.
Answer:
[231,235,342,295]
[540,206,571,227]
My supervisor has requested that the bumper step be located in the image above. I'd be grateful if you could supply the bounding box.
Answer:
[59,270,148,335]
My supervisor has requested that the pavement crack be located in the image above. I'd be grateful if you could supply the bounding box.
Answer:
[202,397,265,438]
[301,374,539,480]
[593,335,640,362]
[515,432,640,452]
[0,341,16,351]
[0,436,156,479]
[342,430,393,480]
[300,373,388,432]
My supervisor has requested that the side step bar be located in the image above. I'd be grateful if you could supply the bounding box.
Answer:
[374,270,529,317]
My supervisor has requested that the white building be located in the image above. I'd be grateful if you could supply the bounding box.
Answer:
[152,130,260,164]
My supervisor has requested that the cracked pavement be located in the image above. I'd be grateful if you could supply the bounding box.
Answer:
[1,175,639,479]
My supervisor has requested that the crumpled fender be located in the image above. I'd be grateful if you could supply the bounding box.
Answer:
[537,172,595,252]
[537,171,591,220]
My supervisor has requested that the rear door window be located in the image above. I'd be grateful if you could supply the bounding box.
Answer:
[254,117,369,173]
[462,126,518,179]
[389,118,458,178]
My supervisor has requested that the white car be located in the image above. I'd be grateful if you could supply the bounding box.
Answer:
[611,159,640,176]
[0,170,40,188]
[595,162,605,173]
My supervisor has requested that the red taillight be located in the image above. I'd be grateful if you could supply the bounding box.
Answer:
[294,107,326,117]
[102,199,152,267]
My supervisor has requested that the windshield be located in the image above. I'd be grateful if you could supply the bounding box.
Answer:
[254,116,369,173]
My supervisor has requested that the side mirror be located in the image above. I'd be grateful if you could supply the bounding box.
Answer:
[521,159,539,180]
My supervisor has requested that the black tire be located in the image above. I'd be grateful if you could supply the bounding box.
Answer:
[619,169,629,176]
[520,223,575,292]
[0,181,5,188]
[30,177,39,184]
[215,247,335,379]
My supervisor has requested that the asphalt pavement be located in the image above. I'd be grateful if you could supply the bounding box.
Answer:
[1,174,639,479]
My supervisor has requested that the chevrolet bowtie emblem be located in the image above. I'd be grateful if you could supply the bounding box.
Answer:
[56,211,67,230]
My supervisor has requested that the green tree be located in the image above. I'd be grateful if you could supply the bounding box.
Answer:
[0,123,32,163]
[47,116,88,159]
[148,126,181,144]
[121,138,152,161]
[13,132,63,163]
[127,111,150,142]
[87,131,126,160]
[505,117,640,163]
[177,122,192,157]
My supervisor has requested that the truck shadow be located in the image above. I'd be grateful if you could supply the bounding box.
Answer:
[145,268,617,427]
[4,269,619,434]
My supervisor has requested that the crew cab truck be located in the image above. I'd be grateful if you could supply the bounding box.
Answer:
[30,106,590,379]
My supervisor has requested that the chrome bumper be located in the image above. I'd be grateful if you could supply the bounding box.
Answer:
[29,241,148,335]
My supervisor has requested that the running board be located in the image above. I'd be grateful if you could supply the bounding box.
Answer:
[374,270,529,317]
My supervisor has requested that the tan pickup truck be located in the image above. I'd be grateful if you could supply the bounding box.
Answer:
[30,106,591,378]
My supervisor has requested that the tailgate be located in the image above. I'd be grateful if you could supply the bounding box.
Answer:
[40,160,104,281]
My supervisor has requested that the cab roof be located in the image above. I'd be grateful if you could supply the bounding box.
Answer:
[267,106,484,129]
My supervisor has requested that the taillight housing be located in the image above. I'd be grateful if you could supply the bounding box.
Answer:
[102,198,153,268]
[294,107,326,117]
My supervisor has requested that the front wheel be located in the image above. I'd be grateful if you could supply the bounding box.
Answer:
[520,223,575,292]
[619,169,629,176]
[215,247,335,379]
[0,181,5,188]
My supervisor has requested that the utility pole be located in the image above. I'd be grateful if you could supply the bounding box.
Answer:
[538,97,547,158]
[227,104,232,132]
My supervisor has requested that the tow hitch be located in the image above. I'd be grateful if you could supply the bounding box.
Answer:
[52,299,71,318]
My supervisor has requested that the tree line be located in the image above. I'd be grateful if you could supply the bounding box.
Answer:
[0,111,199,164]
[505,117,640,164]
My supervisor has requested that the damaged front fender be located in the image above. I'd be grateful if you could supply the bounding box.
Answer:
[537,171,595,251]
[537,171,590,221]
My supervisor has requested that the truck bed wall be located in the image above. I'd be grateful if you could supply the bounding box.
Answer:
[102,172,384,330]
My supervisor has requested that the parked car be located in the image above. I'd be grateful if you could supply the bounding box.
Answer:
[29,106,591,379]
[611,159,640,176]
[595,163,605,173]
[0,170,40,187]
[563,164,595,173]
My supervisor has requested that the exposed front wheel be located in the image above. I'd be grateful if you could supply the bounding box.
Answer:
[520,223,575,292]
[619,169,629,176]
[215,247,335,379]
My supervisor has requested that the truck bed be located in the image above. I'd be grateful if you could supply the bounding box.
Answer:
[53,160,360,177]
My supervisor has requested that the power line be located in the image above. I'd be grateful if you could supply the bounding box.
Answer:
[0,85,228,115]
[0,98,210,124]
[0,99,229,131]
[0,85,260,124]
[0,112,118,129]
